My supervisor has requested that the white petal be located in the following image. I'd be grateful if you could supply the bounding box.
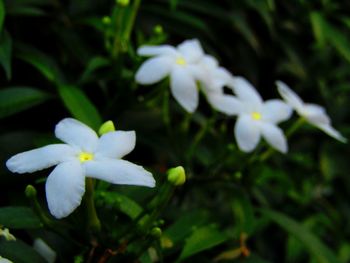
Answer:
[45,161,85,219]
[200,55,219,69]
[177,39,204,62]
[96,131,136,159]
[261,123,288,153]
[6,144,76,174]
[170,67,199,113]
[303,103,329,125]
[232,77,263,106]
[84,159,155,187]
[262,99,293,124]
[55,118,98,152]
[234,116,261,152]
[207,93,243,115]
[137,45,177,57]
[135,56,172,84]
[276,81,304,112]
[314,123,347,143]
[33,239,56,263]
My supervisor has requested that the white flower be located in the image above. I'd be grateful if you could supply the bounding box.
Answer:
[0,227,16,241]
[33,238,56,263]
[6,118,155,219]
[0,256,13,263]
[135,39,207,113]
[230,77,293,153]
[276,81,347,143]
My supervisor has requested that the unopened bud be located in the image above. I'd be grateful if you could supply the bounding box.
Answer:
[150,227,162,238]
[116,0,129,7]
[102,16,111,25]
[154,25,163,34]
[98,120,116,136]
[25,185,37,198]
[167,166,186,186]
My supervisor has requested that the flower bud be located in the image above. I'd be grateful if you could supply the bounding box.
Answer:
[116,0,130,7]
[154,25,163,34]
[150,227,162,238]
[98,120,116,136]
[25,185,37,198]
[167,166,186,186]
[102,16,111,25]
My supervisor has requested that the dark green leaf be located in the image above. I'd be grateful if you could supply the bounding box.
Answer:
[0,239,46,263]
[260,209,342,263]
[177,225,228,262]
[0,0,5,32]
[80,56,110,83]
[0,30,11,79]
[57,85,102,130]
[0,86,51,118]
[0,206,42,229]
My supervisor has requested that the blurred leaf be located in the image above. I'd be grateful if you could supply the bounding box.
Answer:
[57,85,102,130]
[164,210,210,245]
[96,191,143,219]
[261,209,342,263]
[0,30,11,79]
[15,43,63,83]
[80,56,110,83]
[231,193,255,235]
[0,239,46,263]
[214,247,242,262]
[0,0,4,32]
[177,225,228,262]
[0,206,41,229]
[4,0,48,16]
[310,12,327,48]
[0,87,51,118]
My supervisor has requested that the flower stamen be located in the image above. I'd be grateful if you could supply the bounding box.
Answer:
[175,57,186,66]
[78,152,94,163]
[251,112,262,121]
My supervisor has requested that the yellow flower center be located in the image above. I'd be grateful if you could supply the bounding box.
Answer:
[251,112,262,121]
[175,57,186,66]
[78,152,94,162]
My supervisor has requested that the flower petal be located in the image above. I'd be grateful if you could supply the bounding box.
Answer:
[95,131,136,159]
[314,123,347,143]
[207,93,243,115]
[262,99,293,124]
[6,144,76,174]
[276,81,304,112]
[232,77,263,106]
[45,161,85,219]
[84,159,155,187]
[177,39,204,63]
[303,103,329,125]
[261,123,288,153]
[234,116,261,152]
[55,118,99,152]
[170,67,199,113]
[135,56,173,85]
[137,45,177,57]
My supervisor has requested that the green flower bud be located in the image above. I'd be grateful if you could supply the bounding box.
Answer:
[154,25,163,34]
[25,185,37,198]
[150,227,162,238]
[167,166,186,186]
[98,120,116,136]
[116,0,130,7]
[102,16,111,25]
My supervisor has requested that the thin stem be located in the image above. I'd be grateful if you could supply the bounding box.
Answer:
[85,178,101,233]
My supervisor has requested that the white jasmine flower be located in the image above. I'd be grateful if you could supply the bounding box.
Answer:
[135,39,207,113]
[276,81,347,143]
[33,238,56,263]
[196,55,242,114]
[0,227,16,241]
[6,118,155,219]
[231,77,293,153]
[0,256,13,263]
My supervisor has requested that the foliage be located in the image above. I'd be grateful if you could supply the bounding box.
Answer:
[0,0,349,262]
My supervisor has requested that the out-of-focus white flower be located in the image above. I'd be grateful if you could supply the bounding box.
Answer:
[0,227,15,241]
[276,81,347,143]
[135,39,207,113]
[229,77,292,153]
[33,238,56,263]
[0,256,13,263]
[6,118,155,219]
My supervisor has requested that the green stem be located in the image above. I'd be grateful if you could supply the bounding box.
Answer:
[259,117,305,162]
[85,178,101,233]
[122,0,141,44]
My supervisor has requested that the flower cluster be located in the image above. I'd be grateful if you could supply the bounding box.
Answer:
[136,39,347,153]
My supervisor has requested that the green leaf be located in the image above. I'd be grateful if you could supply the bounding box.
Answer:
[80,56,110,83]
[95,191,143,220]
[0,0,5,32]
[0,86,51,118]
[260,209,342,263]
[0,30,12,79]
[177,225,228,262]
[57,85,102,130]
[15,43,63,83]
[0,239,46,263]
[310,12,327,48]
[0,206,42,229]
